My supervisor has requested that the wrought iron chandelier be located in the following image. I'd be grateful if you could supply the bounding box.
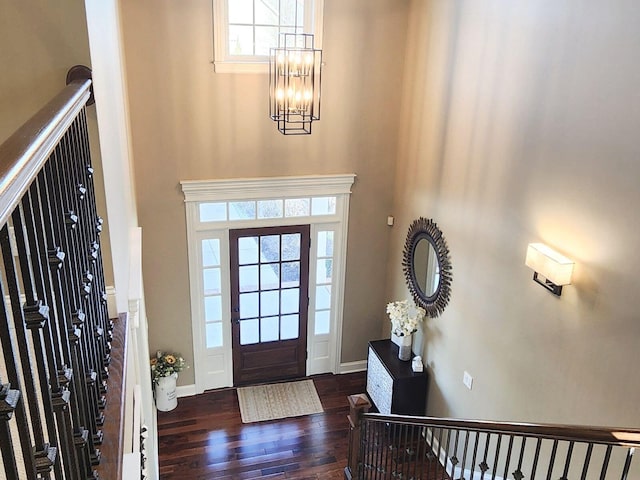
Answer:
[269,33,322,135]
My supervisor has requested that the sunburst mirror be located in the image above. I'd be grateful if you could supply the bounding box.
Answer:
[402,217,452,317]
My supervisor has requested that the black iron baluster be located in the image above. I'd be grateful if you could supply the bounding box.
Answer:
[418,425,427,477]
[400,422,408,478]
[460,429,471,480]
[436,426,444,477]
[560,441,575,480]
[0,225,57,478]
[381,421,389,478]
[546,439,559,480]
[62,127,105,432]
[580,443,594,480]
[449,429,460,480]
[479,433,491,479]
[78,113,111,383]
[45,148,101,477]
[358,421,367,476]
[371,420,379,476]
[390,422,397,478]
[512,436,527,480]
[371,421,379,479]
[0,277,37,480]
[0,377,21,480]
[60,126,108,431]
[77,109,112,358]
[502,434,514,480]
[382,419,391,477]
[66,119,109,398]
[25,178,84,479]
[442,428,451,480]
[411,423,420,480]
[490,433,502,480]
[530,437,543,480]
[12,200,63,479]
[599,445,612,479]
[620,447,634,480]
[470,430,481,480]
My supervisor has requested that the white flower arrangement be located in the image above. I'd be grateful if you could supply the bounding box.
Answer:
[386,299,425,336]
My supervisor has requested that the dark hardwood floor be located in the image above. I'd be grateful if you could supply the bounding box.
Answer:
[157,372,366,479]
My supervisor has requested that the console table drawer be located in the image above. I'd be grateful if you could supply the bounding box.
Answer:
[366,340,428,416]
[367,346,393,414]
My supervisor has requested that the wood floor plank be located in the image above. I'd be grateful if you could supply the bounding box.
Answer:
[158,373,366,479]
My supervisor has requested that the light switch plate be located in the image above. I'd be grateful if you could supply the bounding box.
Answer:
[463,371,473,390]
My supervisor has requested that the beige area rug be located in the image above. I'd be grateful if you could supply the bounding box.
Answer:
[237,379,324,423]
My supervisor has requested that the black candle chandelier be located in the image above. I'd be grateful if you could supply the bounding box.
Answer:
[269,32,322,135]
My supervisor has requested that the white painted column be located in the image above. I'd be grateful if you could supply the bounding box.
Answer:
[84,0,138,314]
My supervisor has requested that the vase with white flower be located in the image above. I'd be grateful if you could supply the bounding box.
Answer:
[386,299,425,360]
[151,351,187,411]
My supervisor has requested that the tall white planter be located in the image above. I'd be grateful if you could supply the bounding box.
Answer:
[155,374,178,412]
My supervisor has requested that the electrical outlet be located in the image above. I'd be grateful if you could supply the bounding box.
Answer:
[463,371,473,390]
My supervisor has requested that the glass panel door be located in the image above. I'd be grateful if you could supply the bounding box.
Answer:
[230,224,310,385]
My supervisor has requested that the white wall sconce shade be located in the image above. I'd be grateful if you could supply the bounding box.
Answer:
[525,243,575,296]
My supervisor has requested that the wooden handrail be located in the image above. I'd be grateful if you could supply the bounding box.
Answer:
[362,412,640,447]
[96,313,128,480]
[0,79,91,226]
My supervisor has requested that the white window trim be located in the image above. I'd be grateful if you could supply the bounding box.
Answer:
[211,0,325,74]
[182,174,355,392]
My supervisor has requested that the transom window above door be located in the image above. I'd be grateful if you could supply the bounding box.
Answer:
[212,0,325,73]
[199,196,335,222]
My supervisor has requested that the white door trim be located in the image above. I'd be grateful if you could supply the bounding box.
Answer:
[182,174,356,393]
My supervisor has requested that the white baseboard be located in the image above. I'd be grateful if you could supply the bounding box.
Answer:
[339,360,367,374]
[176,384,197,398]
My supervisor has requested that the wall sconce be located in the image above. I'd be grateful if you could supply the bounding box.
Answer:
[525,243,574,296]
[269,33,322,135]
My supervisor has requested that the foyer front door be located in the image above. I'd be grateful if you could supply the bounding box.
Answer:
[229,225,310,386]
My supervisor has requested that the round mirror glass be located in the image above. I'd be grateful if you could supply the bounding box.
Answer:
[402,218,452,317]
[413,237,440,298]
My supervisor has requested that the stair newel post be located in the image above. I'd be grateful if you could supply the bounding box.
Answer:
[345,393,371,480]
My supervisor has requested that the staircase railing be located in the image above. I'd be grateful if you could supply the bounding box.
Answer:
[0,70,114,479]
[346,397,640,480]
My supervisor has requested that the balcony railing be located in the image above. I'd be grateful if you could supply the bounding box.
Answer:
[346,395,640,480]
[0,71,115,479]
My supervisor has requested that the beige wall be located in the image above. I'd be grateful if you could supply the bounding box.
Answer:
[387,0,640,427]
[0,1,89,141]
[0,0,114,292]
[119,0,409,384]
